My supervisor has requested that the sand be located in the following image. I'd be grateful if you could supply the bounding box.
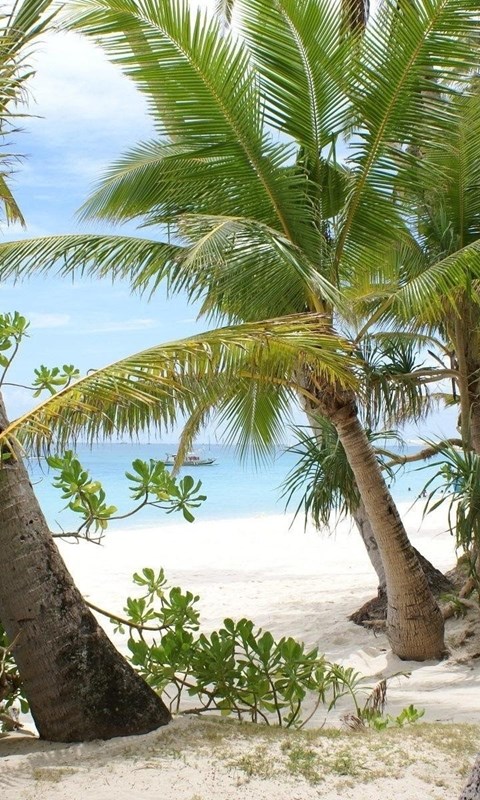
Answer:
[1,501,479,799]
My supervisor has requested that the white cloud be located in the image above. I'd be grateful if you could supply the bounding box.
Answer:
[26,31,152,145]
[27,312,71,329]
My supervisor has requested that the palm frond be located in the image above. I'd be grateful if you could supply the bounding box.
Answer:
[2,314,356,453]
[390,240,480,322]
[167,214,343,320]
[0,173,24,226]
[357,335,441,428]
[0,0,58,226]
[0,233,184,294]
[66,0,313,250]
[215,0,235,25]
[281,419,396,529]
[0,221,341,317]
[239,0,350,157]
[3,0,57,57]
[335,0,480,280]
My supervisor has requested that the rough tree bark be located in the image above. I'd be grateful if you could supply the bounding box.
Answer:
[460,754,480,800]
[350,501,453,626]
[314,385,445,660]
[453,305,480,453]
[0,397,171,742]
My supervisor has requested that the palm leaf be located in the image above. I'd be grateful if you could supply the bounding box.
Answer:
[65,0,313,250]
[390,240,480,323]
[238,0,350,158]
[0,219,342,317]
[334,0,480,280]
[281,420,396,528]
[214,0,235,25]
[0,0,58,226]
[1,314,356,453]
[0,234,184,294]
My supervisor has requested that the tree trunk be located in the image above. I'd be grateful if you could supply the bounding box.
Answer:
[350,501,453,626]
[0,397,171,742]
[317,390,445,660]
[459,753,480,799]
[353,501,386,589]
[453,305,480,453]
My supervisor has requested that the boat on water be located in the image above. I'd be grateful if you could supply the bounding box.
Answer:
[164,451,216,467]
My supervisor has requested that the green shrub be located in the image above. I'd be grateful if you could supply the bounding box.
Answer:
[120,567,418,729]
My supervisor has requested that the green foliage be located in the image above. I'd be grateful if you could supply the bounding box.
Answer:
[422,443,480,583]
[0,312,79,395]
[0,311,29,375]
[47,452,206,539]
[32,364,80,396]
[47,450,118,535]
[360,704,425,731]
[125,459,206,523]
[341,674,425,731]
[0,622,29,731]
[120,568,412,728]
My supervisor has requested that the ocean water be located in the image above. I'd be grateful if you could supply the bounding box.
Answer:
[25,442,443,534]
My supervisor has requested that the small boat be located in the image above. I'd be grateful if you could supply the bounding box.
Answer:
[164,451,216,467]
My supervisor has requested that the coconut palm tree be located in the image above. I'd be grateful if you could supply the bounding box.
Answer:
[389,87,480,455]
[1,0,480,658]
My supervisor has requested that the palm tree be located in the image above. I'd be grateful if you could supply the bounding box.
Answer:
[1,0,480,658]
[0,0,173,741]
[389,87,480,455]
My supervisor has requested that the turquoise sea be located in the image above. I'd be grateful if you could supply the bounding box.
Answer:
[26,442,443,534]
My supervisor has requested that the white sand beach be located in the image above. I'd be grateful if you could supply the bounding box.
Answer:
[1,501,479,799]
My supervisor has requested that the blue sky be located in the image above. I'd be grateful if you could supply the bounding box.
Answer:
[0,25,458,444]
[2,29,209,433]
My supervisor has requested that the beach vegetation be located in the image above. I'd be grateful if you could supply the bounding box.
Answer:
[108,566,425,731]
[3,0,480,661]
[424,442,480,594]
[47,450,206,540]
[32,767,78,783]
[282,740,323,783]
[1,0,480,753]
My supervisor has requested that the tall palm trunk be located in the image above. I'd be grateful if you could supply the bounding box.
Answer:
[0,397,170,741]
[453,303,480,453]
[316,389,445,660]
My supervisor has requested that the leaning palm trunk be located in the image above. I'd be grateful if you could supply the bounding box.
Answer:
[351,501,452,626]
[316,388,445,660]
[0,398,170,741]
[303,409,449,631]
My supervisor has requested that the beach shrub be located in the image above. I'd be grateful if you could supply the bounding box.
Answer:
[47,452,206,541]
[0,622,28,731]
[423,443,480,592]
[118,567,408,728]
